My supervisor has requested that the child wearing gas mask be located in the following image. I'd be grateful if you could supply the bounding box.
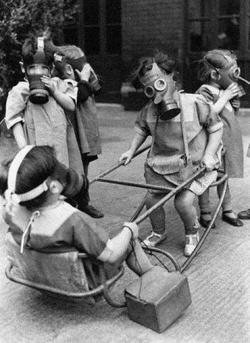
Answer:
[119,52,223,256]
[52,45,103,219]
[4,35,88,213]
[197,49,244,228]
[0,145,153,279]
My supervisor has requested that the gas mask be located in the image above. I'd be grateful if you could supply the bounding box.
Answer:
[140,63,180,120]
[207,58,246,97]
[24,37,52,104]
[54,53,101,92]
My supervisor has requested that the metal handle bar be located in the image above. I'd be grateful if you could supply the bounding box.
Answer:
[133,167,206,225]
[89,143,151,185]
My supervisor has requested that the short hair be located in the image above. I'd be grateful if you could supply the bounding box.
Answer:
[54,45,87,73]
[0,146,68,210]
[130,51,177,89]
[198,49,237,83]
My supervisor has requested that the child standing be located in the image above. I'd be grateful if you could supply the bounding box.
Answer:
[1,145,153,278]
[197,49,244,227]
[4,35,88,211]
[53,45,103,218]
[119,52,223,256]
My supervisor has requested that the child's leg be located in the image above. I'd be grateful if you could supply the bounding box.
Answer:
[143,191,168,247]
[218,181,243,226]
[175,189,198,234]
[174,189,200,256]
[126,240,153,276]
[145,192,166,234]
[79,159,104,218]
[198,189,216,228]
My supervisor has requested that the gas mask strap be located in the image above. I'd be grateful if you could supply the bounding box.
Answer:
[149,114,160,158]
[178,98,191,165]
[37,37,45,52]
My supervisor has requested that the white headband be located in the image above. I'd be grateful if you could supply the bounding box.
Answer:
[6,145,48,204]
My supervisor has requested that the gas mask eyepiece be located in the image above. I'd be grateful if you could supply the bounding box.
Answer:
[140,63,180,120]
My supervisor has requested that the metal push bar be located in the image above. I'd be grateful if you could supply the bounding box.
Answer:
[90,145,228,272]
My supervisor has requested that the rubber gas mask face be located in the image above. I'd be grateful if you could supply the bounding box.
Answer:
[211,61,245,97]
[24,37,51,104]
[140,63,180,120]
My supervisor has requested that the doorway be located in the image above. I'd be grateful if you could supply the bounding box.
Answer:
[78,0,122,102]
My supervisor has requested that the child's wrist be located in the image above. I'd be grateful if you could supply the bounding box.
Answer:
[123,222,138,240]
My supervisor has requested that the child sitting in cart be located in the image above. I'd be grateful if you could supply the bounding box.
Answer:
[119,52,223,256]
[0,145,153,278]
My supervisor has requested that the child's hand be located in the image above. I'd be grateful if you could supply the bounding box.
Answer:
[201,153,216,171]
[223,83,239,101]
[119,150,134,165]
[75,63,92,82]
[231,98,240,108]
[40,75,58,94]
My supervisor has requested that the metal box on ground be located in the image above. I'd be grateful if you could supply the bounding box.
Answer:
[125,266,191,333]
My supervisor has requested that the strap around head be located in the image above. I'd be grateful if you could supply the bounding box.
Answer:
[6,145,49,204]
[8,146,34,191]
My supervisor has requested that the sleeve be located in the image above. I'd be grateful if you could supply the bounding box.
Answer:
[5,82,29,129]
[72,212,111,259]
[77,80,92,103]
[196,85,216,104]
[195,94,223,133]
[134,105,150,137]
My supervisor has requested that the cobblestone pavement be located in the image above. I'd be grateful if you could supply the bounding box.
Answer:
[0,105,250,343]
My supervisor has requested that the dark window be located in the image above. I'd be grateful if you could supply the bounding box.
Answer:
[106,0,121,54]
[84,0,99,25]
[84,27,100,55]
[82,0,121,55]
[63,26,78,45]
[218,17,240,50]
[107,26,121,53]
[187,0,211,52]
[219,0,240,15]
[106,0,121,24]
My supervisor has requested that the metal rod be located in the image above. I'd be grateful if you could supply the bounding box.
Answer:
[89,143,151,185]
[129,194,147,222]
[134,167,206,225]
[97,178,174,192]
[180,174,228,272]
[238,76,250,85]
[209,174,227,187]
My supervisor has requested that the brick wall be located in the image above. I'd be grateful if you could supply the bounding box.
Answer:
[122,0,184,71]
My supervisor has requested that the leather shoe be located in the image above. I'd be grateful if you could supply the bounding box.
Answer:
[82,204,104,218]
[238,209,250,220]
[199,217,216,229]
[222,212,243,227]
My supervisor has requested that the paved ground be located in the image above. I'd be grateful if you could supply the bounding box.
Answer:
[0,105,250,343]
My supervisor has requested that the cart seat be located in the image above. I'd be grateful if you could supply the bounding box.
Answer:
[5,232,124,301]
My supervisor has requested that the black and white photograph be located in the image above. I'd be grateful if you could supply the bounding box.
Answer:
[0,1,250,342]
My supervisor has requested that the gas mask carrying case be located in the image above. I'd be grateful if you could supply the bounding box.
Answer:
[125,266,191,333]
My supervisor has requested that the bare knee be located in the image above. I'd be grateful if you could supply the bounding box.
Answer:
[174,190,194,213]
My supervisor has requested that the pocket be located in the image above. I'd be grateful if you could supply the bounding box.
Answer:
[147,155,186,175]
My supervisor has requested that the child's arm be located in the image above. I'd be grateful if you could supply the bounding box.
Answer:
[119,132,147,165]
[211,83,239,114]
[98,222,139,264]
[41,76,75,112]
[202,128,223,171]
[12,122,27,149]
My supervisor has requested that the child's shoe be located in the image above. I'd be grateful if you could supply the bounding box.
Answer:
[199,211,216,229]
[184,232,200,257]
[143,231,167,248]
[83,204,104,218]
